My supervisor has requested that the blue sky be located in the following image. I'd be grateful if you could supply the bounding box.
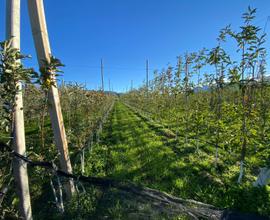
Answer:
[1,0,270,92]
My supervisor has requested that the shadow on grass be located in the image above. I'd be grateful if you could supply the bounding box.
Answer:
[91,101,270,217]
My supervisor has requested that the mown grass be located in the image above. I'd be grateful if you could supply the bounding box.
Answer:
[83,101,270,217]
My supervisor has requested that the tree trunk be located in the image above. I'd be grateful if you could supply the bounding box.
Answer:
[6,0,33,219]
[27,0,75,198]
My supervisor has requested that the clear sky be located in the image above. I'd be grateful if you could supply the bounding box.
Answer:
[1,0,270,92]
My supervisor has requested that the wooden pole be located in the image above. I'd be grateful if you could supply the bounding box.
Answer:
[101,58,104,91]
[146,59,149,93]
[6,0,33,219]
[27,0,75,198]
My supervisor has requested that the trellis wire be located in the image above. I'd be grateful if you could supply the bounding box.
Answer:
[1,145,225,220]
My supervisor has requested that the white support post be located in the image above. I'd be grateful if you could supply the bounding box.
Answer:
[101,58,104,91]
[27,0,75,198]
[6,0,33,219]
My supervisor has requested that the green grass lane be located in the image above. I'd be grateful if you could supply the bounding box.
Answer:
[102,101,176,191]
[84,101,270,216]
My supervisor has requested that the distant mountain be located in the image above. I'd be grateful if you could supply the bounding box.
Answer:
[104,91,120,96]
[193,85,209,92]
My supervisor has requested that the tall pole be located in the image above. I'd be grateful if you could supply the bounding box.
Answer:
[146,59,149,93]
[109,78,111,92]
[27,0,75,198]
[101,58,104,91]
[6,0,32,219]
